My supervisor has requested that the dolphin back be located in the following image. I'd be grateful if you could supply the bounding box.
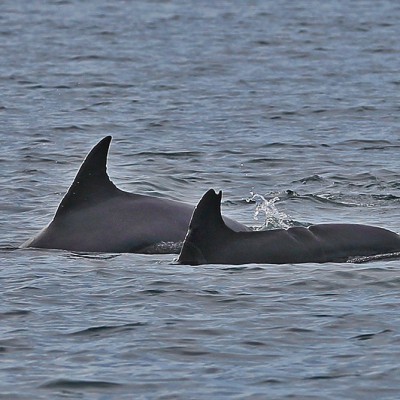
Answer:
[178,189,400,265]
[23,139,249,254]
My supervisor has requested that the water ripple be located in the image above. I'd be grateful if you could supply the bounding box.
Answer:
[40,378,123,389]
[67,322,148,337]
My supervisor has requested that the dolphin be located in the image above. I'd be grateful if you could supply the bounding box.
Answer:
[178,189,400,265]
[22,137,248,254]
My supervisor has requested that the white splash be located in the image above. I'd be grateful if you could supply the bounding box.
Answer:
[247,192,290,230]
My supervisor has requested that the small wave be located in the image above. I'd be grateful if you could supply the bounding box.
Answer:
[0,309,31,320]
[137,289,167,296]
[67,322,147,336]
[158,346,210,357]
[40,378,123,389]
[67,252,122,260]
[135,150,201,159]
[336,139,399,150]
[351,329,392,341]
[69,54,104,61]
[141,241,183,254]
[348,252,400,263]
[0,246,20,252]
[298,174,325,184]
[283,190,373,208]
[304,373,355,381]
[53,125,87,132]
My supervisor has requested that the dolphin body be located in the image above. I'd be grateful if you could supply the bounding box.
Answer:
[178,189,400,265]
[23,137,247,254]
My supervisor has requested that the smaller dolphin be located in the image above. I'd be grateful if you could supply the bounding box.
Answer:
[178,189,400,265]
[22,137,247,254]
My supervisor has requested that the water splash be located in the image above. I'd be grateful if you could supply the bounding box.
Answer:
[348,251,400,263]
[247,192,290,230]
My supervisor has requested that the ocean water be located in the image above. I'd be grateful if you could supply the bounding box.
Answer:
[1,0,400,398]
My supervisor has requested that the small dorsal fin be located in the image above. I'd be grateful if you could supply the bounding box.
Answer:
[190,189,227,231]
[55,136,119,217]
[178,189,230,265]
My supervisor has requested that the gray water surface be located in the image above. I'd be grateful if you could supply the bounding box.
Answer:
[1,0,400,399]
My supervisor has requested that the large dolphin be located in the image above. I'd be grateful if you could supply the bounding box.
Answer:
[178,189,400,265]
[22,137,247,253]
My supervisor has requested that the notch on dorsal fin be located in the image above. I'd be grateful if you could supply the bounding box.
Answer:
[190,189,227,232]
[55,136,119,217]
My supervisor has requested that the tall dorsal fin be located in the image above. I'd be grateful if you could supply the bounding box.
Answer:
[55,136,119,217]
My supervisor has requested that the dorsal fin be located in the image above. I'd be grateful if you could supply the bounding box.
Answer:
[178,189,230,265]
[190,189,227,232]
[55,136,119,217]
